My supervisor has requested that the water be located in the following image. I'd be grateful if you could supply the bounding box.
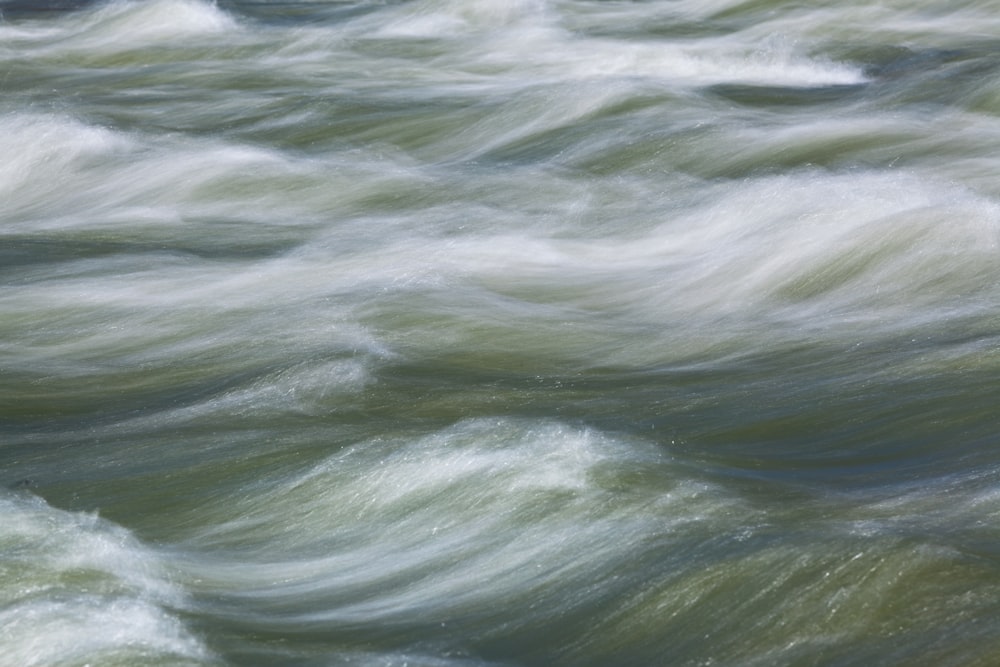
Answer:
[3,0,1000,664]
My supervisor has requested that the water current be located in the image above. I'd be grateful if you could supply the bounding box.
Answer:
[3,0,1000,665]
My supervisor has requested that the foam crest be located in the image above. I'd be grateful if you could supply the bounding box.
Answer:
[0,114,132,220]
[300,168,1000,373]
[0,110,437,235]
[350,0,862,88]
[187,420,631,550]
[494,33,865,87]
[646,172,1000,318]
[0,0,236,61]
[373,0,549,37]
[67,0,235,48]
[451,171,1000,334]
[0,494,213,666]
[145,357,377,425]
[175,420,740,631]
[0,113,286,225]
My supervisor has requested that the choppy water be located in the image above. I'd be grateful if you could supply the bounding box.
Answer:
[4,0,1000,665]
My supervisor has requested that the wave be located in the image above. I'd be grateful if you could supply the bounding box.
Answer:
[5,0,1000,664]
[0,492,214,666]
[143,418,1000,665]
[0,0,237,48]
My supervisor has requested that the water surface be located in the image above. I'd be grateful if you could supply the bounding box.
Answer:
[3,0,1000,665]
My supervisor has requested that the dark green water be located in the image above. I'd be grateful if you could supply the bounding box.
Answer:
[3,0,1000,665]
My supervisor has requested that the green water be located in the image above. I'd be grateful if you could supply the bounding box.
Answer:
[3,0,1000,665]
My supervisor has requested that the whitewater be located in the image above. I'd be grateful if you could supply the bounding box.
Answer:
[3,0,1000,665]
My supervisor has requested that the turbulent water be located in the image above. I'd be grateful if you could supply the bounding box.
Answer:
[4,0,1000,665]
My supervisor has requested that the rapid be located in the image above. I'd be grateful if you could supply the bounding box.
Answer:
[4,0,1000,665]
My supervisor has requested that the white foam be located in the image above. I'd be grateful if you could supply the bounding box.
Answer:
[0,113,318,238]
[372,0,550,38]
[0,494,212,666]
[172,418,748,632]
[476,32,866,87]
[1,598,211,667]
[0,0,237,64]
[346,0,863,88]
[144,357,378,425]
[0,114,132,220]
[69,0,236,50]
[430,170,1000,333]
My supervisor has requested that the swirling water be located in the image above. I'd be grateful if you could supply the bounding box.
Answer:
[3,0,1000,664]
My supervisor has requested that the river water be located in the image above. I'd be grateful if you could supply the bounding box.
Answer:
[3,0,1000,665]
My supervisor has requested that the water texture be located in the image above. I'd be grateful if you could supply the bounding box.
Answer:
[3,0,1000,665]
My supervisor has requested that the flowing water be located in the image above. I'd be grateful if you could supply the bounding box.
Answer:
[4,0,1000,664]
